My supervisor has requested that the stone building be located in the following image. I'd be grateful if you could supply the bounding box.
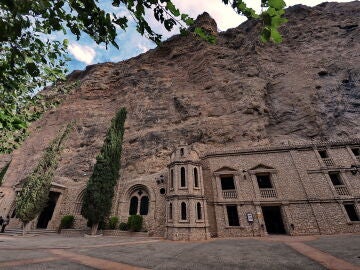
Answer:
[1,139,360,240]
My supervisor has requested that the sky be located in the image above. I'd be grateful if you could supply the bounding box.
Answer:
[65,0,352,73]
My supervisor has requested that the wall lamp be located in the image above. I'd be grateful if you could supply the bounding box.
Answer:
[350,165,360,175]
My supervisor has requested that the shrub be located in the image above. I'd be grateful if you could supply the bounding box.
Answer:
[119,222,128,231]
[108,216,119,230]
[60,215,74,229]
[127,215,143,232]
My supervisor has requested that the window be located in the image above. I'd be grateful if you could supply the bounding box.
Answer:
[318,150,328,158]
[344,204,360,221]
[129,196,138,215]
[129,189,150,216]
[256,174,273,189]
[181,202,187,220]
[329,172,342,186]
[226,205,240,226]
[180,167,186,187]
[169,203,173,220]
[180,148,184,156]
[220,176,235,190]
[196,202,202,220]
[140,196,149,215]
[194,168,199,188]
[351,148,360,157]
[170,169,174,189]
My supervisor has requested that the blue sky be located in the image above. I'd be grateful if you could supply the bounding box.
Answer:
[64,0,351,74]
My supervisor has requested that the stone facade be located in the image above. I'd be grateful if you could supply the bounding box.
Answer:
[1,139,360,240]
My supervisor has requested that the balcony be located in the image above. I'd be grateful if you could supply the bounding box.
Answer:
[222,190,238,199]
[322,157,335,167]
[260,188,277,198]
[335,185,350,196]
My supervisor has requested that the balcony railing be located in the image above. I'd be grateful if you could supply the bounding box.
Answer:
[322,157,335,167]
[335,185,350,196]
[222,190,238,199]
[260,188,277,198]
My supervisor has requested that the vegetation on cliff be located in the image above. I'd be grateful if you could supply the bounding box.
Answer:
[81,108,127,235]
[15,123,73,234]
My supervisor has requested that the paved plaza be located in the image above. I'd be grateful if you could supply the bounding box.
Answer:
[0,233,359,269]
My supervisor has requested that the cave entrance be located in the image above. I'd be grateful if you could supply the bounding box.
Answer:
[36,191,60,229]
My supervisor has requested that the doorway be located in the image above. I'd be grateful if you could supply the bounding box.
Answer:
[261,206,286,234]
[36,191,60,229]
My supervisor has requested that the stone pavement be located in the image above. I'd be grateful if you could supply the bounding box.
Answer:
[0,234,359,269]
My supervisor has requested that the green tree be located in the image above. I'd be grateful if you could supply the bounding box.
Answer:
[0,0,286,153]
[81,108,127,235]
[15,123,72,235]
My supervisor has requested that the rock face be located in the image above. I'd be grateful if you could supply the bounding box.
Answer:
[1,2,359,186]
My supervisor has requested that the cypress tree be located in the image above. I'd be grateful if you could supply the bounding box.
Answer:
[82,108,127,235]
[16,123,72,234]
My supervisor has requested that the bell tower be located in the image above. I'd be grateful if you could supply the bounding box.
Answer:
[165,145,210,240]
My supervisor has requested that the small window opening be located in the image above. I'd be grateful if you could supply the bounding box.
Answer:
[329,172,342,186]
[256,174,273,189]
[194,167,199,188]
[344,204,360,221]
[140,196,149,215]
[180,148,184,156]
[169,203,173,220]
[160,188,166,195]
[170,169,174,189]
[129,196,138,215]
[220,176,235,190]
[180,167,186,187]
[181,202,187,220]
[196,202,202,220]
[226,205,240,226]
[318,150,328,158]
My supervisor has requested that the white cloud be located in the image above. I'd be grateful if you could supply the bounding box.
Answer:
[137,43,150,53]
[68,43,96,65]
[172,0,352,31]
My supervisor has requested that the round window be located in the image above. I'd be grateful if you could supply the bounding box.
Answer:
[160,188,166,195]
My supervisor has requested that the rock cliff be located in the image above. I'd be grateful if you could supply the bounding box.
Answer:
[1,2,359,185]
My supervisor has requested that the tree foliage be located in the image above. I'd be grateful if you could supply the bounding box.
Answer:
[15,123,73,225]
[81,108,127,232]
[0,81,79,153]
[0,0,287,154]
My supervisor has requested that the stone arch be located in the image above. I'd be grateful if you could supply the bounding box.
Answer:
[74,189,85,215]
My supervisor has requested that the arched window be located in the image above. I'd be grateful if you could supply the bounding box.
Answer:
[129,196,138,215]
[140,196,149,215]
[180,167,186,187]
[181,202,187,220]
[196,202,202,220]
[169,203,173,220]
[170,169,174,189]
[194,167,199,188]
